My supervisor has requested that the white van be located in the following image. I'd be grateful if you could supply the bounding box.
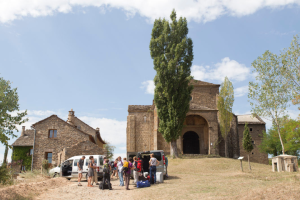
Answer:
[60,155,105,180]
[127,150,167,179]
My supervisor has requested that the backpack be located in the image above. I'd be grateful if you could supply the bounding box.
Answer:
[136,160,142,172]
[110,161,114,169]
[122,161,128,172]
[103,163,110,174]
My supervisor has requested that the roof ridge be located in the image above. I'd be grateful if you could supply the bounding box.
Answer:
[32,115,92,137]
[74,116,96,131]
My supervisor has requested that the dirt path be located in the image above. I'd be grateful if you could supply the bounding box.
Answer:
[3,158,299,200]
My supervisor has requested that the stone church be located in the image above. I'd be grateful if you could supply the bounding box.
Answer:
[127,80,268,164]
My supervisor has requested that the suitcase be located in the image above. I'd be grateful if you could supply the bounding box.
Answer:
[99,181,112,190]
[136,180,150,188]
[156,172,163,183]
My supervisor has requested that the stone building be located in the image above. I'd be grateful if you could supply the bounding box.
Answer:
[12,109,106,170]
[126,80,268,164]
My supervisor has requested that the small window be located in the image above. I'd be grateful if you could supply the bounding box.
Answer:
[74,159,79,167]
[29,148,33,155]
[45,152,52,164]
[252,152,254,155]
[49,129,57,138]
[249,128,252,132]
[252,141,255,145]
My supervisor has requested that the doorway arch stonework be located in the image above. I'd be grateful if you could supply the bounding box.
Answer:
[175,111,219,155]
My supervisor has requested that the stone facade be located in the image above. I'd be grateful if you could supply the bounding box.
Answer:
[12,109,106,169]
[127,80,268,164]
[57,141,105,165]
[238,122,269,165]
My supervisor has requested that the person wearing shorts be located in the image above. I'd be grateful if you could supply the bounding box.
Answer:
[77,156,85,186]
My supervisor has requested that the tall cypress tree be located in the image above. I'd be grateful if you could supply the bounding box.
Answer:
[242,123,254,170]
[217,76,234,158]
[150,10,193,157]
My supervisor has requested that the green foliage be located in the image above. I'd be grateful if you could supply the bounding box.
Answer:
[249,50,292,154]
[103,142,115,160]
[242,123,254,153]
[42,159,49,171]
[259,116,300,157]
[12,146,32,170]
[281,35,300,100]
[149,10,193,157]
[0,165,12,185]
[217,77,234,157]
[0,77,28,146]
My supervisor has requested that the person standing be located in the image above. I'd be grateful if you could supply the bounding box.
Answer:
[149,153,159,184]
[117,156,124,186]
[87,156,96,187]
[165,156,168,178]
[92,159,98,185]
[77,156,85,186]
[133,157,139,185]
[111,158,118,179]
[125,158,134,190]
[102,159,112,190]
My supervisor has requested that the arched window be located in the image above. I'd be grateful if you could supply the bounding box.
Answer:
[190,96,193,101]
[144,116,147,122]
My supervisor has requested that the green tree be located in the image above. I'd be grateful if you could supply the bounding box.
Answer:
[281,35,300,111]
[260,116,300,157]
[0,77,28,146]
[217,76,234,158]
[103,142,115,160]
[242,123,254,170]
[149,10,194,157]
[249,51,291,155]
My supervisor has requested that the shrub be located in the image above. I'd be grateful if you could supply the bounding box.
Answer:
[0,166,13,185]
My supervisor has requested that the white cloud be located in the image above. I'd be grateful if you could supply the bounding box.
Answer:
[78,116,127,146]
[141,80,155,95]
[191,57,250,82]
[234,85,248,97]
[0,0,299,23]
[119,146,126,151]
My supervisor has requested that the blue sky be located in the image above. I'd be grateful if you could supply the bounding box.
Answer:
[0,1,299,163]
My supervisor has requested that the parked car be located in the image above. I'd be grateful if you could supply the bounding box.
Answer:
[59,155,105,181]
[49,166,60,178]
[127,150,167,179]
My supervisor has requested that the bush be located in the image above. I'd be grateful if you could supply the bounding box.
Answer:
[0,166,13,185]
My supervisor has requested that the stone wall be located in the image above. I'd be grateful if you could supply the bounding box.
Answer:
[191,86,219,110]
[238,123,268,164]
[57,141,105,165]
[32,115,93,169]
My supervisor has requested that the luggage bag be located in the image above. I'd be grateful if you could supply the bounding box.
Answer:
[99,181,112,190]
[137,180,150,188]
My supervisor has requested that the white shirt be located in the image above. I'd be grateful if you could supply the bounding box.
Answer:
[150,158,157,166]
[117,161,123,172]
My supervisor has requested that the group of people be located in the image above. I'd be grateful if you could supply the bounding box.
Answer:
[76,154,169,190]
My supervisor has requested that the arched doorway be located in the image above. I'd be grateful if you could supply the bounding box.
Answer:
[183,131,200,154]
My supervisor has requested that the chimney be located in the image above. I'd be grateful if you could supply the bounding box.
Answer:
[67,109,75,125]
[96,127,100,132]
[21,126,25,137]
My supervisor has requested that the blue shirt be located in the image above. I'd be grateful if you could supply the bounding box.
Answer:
[165,157,168,166]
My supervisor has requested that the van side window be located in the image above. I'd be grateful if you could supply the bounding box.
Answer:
[74,159,79,167]
[93,159,97,165]
[100,157,103,165]
[85,159,90,166]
